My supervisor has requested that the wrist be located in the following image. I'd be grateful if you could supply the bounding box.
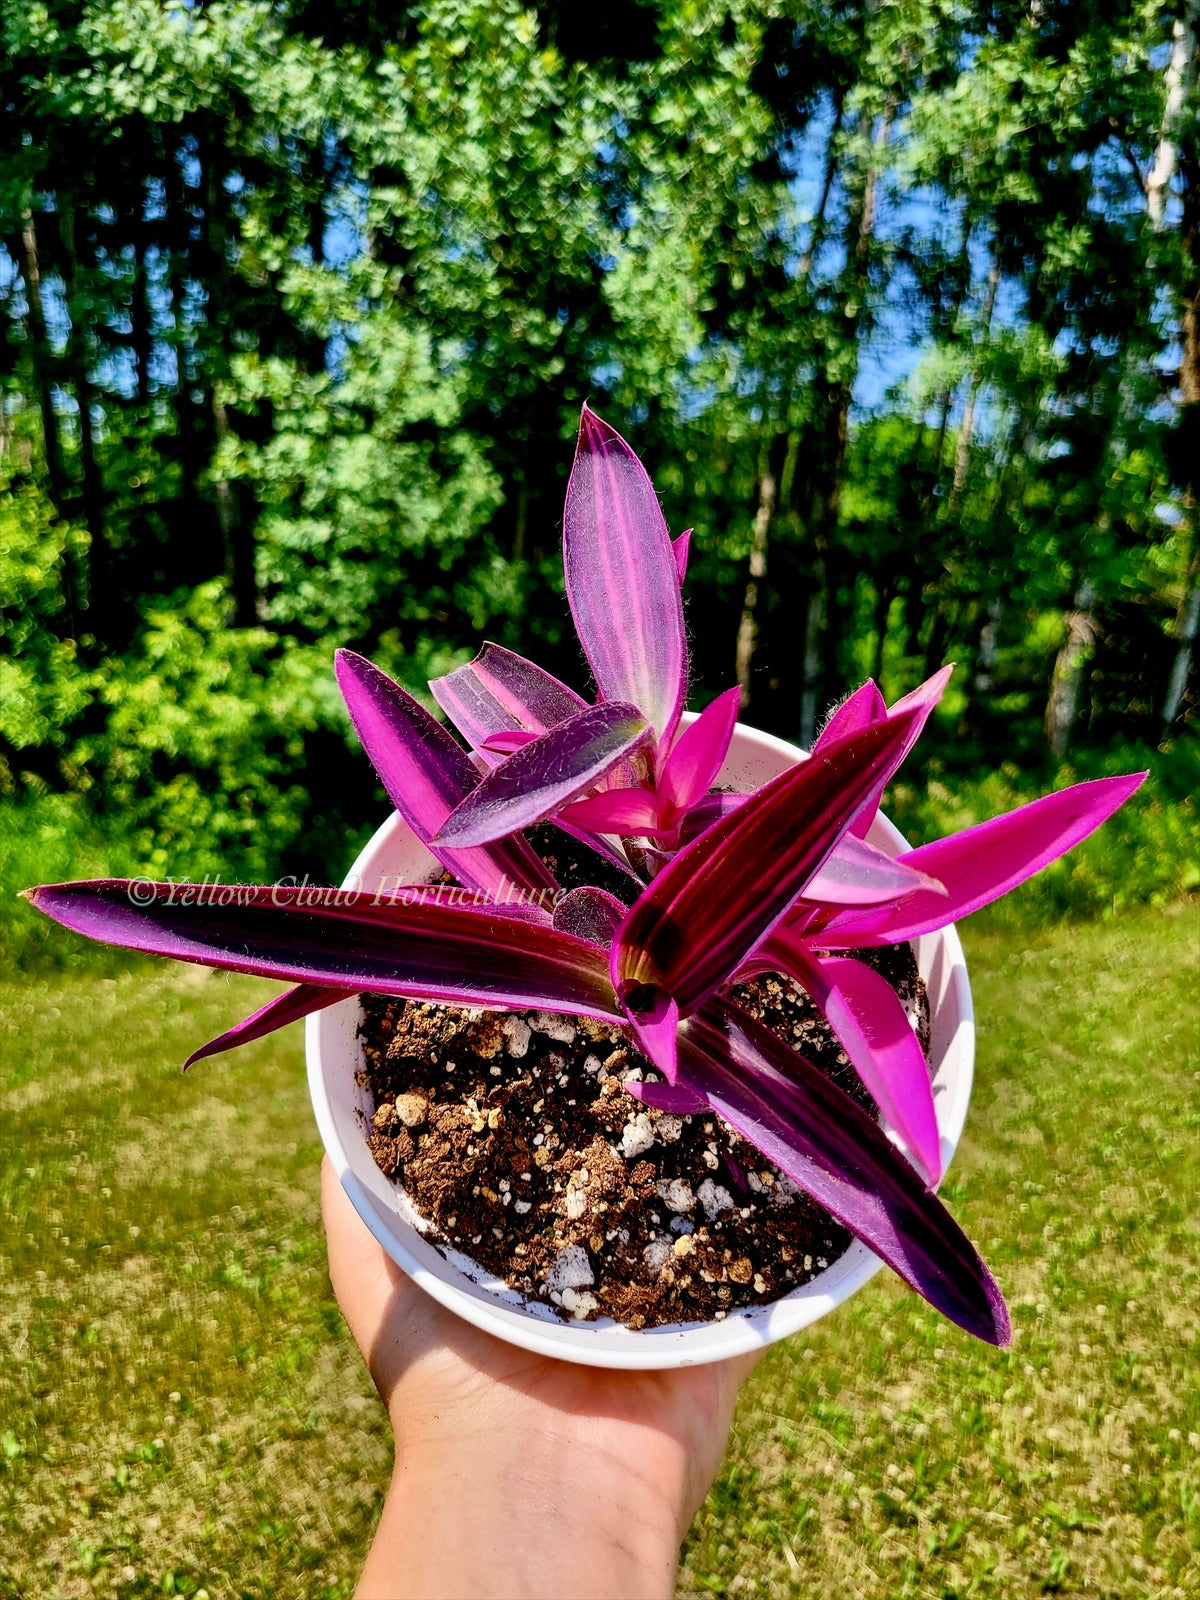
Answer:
[362,1387,688,1597]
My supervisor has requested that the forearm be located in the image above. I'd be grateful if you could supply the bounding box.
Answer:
[358,1417,687,1599]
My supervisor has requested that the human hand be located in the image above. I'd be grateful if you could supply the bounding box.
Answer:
[321,1156,761,1599]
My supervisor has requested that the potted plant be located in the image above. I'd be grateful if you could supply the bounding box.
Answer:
[26,407,1144,1369]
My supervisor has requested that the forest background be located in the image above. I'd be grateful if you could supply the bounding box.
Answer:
[2,0,1198,966]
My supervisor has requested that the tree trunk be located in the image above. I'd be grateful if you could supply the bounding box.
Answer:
[132,229,153,406]
[870,574,894,686]
[811,102,894,693]
[948,245,1001,514]
[750,95,849,735]
[921,388,953,523]
[1158,3,1200,735]
[797,97,844,284]
[972,597,1003,699]
[1146,0,1198,229]
[734,462,776,709]
[1045,580,1098,759]
[59,199,106,556]
[1162,562,1199,729]
[798,588,824,749]
[211,390,259,626]
[203,143,259,627]
[512,471,529,562]
[18,210,68,509]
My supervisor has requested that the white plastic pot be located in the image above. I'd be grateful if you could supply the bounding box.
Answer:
[307,720,974,1370]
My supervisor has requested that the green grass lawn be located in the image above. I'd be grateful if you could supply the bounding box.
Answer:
[2,904,1197,1599]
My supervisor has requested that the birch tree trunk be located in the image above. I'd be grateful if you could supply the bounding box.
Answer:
[1162,574,1200,729]
[1045,580,1098,759]
[972,597,1003,698]
[1155,1,1200,732]
[745,104,842,723]
[1146,0,1198,229]
[803,104,894,724]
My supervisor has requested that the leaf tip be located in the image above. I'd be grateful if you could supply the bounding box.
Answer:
[989,1287,1013,1347]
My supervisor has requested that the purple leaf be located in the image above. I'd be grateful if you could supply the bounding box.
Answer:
[624,1074,708,1114]
[845,665,953,839]
[812,679,887,753]
[818,773,1149,948]
[482,730,538,755]
[433,701,653,849]
[672,528,692,586]
[564,405,686,743]
[676,1000,1011,1345]
[612,709,922,1023]
[430,643,586,763]
[552,886,628,948]
[183,982,347,1070]
[658,687,741,812]
[746,939,943,1184]
[800,834,945,909]
[335,650,556,898]
[25,880,623,1021]
[556,786,663,836]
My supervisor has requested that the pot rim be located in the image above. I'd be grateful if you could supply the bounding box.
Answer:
[307,719,974,1369]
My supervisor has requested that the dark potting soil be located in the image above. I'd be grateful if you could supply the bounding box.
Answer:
[355,829,931,1330]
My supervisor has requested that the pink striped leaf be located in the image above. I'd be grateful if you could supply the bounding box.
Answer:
[843,665,953,838]
[24,880,622,1021]
[430,642,586,764]
[675,791,748,844]
[676,1000,1010,1345]
[658,687,741,811]
[184,982,348,1070]
[183,886,558,1069]
[564,406,686,744]
[811,679,887,753]
[621,985,681,1084]
[672,528,692,586]
[800,833,944,909]
[818,773,1149,948]
[556,786,663,836]
[482,730,539,755]
[433,701,653,849]
[743,937,943,1185]
[624,1075,708,1114]
[335,650,555,898]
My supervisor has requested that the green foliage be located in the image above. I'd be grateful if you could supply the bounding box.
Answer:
[0,0,1194,918]
[3,580,365,973]
[82,583,325,881]
[223,295,503,647]
[0,791,125,973]
[0,483,92,752]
